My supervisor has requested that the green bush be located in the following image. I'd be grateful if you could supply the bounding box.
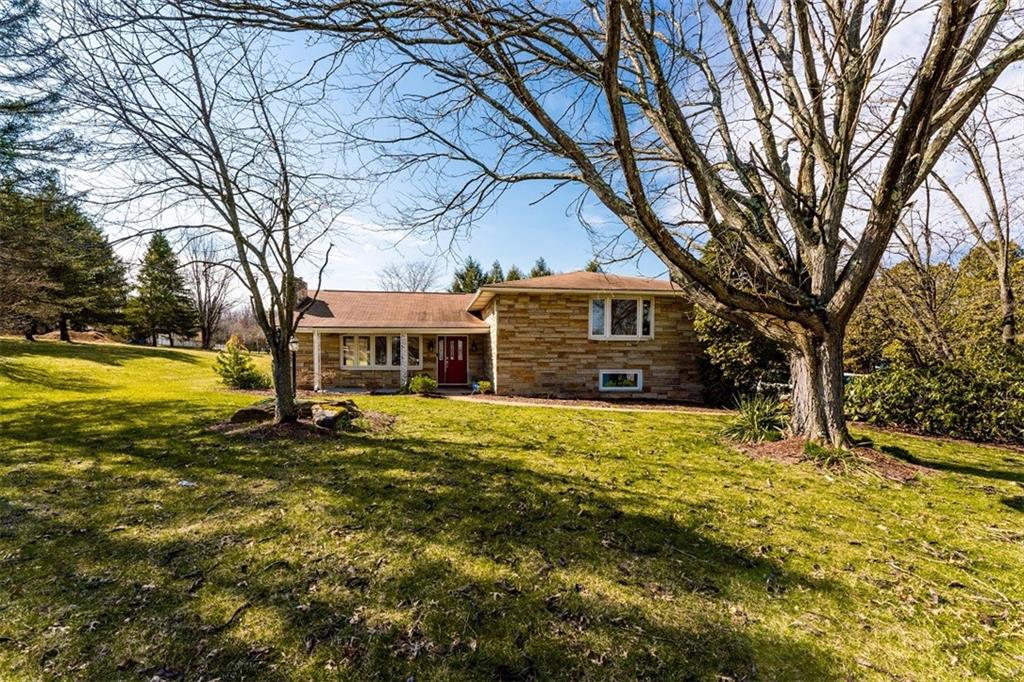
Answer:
[214,336,272,389]
[845,346,1024,445]
[476,380,492,394]
[720,394,787,443]
[409,374,438,395]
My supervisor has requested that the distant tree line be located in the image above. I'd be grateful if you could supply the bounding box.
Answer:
[447,256,603,293]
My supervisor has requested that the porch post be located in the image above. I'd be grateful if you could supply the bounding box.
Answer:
[399,332,409,388]
[312,329,322,392]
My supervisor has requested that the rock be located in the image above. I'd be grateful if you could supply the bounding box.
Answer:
[253,399,315,419]
[229,406,274,424]
[311,400,360,430]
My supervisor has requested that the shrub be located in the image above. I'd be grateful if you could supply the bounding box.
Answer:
[845,345,1024,445]
[476,380,492,394]
[214,335,272,389]
[720,394,787,442]
[409,374,438,395]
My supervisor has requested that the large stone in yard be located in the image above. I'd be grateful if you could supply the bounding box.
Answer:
[253,399,315,419]
[229,405,274,424]
[311,400,359,430]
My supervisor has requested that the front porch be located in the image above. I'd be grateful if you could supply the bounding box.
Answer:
[294,329,491,392]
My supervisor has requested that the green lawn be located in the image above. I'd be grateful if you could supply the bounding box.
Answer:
[1,339,1023,680]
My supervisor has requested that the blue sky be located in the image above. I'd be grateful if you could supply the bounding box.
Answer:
[315,180,669,291]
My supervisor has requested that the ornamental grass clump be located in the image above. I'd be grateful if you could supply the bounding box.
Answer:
[720,394,787,443]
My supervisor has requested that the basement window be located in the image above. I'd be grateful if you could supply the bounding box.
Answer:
[598,369,643,392]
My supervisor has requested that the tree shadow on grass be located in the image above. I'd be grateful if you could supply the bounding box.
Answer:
[0,338,201,367]
[0,358,112,393]
[2,397,853,679]
[880,444,1024,484]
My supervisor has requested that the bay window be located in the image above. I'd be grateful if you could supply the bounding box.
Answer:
[589,297,654,339]
[341,334,422,369]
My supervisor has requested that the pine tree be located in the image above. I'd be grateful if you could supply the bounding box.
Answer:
[40,186,128,340]
[128,234,197,345]
[485,260,504,284]
[0,185,127,339]
[449,256,487,293]
[0,0,74,184]
[584,258,603,273]
[529,257,553,278]
[505,265,524,281]
[214,335,271,389]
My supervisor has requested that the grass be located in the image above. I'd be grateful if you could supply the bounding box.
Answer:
[1,338,1023,680]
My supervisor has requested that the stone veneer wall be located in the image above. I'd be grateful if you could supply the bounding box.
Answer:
[491,292,702,401]
[294,331,489,390]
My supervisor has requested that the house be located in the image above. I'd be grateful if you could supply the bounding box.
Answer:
[294,271,703,400]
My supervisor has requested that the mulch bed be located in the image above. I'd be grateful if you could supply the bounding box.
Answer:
[208,409,396,441]
[738,437,923,483]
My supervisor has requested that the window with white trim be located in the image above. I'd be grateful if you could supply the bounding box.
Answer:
[589,297,654,339]
[342,335,422,369]
[598,369,643,392]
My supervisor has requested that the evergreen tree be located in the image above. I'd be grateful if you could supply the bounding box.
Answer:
[584,258,603,272]
[529,257,553,278]
[485,259,504,284]
[449,256,487,293]
[128,234,197,345]
[41,186,128,340]
[0,185,127,339]
[505,265,524,281]
[214,335,271,389]
[0,0,74,184]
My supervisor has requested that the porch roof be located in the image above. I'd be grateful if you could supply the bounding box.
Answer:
[297,290,489,330]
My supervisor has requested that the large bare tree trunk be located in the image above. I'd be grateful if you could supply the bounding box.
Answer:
[999,269,1017,344]
[789,332,849,448]
[58,315,71,342]
[270,343,298,423]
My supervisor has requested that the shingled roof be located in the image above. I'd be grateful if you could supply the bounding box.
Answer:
[298,291,489,330]
[482,271,679,292]
[467,271,679,311]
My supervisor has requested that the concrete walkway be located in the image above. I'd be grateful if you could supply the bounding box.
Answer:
[446,394,731,416]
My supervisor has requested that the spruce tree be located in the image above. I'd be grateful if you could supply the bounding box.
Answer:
[529,257,553,278]
[0,0,73,184]
[584,258,603,273]
[128,234,197,345]
[485,260,504,284]
[41,187,128,340]
[505,265,524,281]
[448,256,487,293]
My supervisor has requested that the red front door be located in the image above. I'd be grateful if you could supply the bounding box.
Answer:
[437,335,468,384]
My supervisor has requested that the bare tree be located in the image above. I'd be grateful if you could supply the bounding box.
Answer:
[58,1,351,422]
[933,99,1022,345]
[185,237,233,349]
[189,0,1024,445]
[377,259,440,291]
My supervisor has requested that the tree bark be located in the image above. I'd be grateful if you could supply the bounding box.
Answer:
[58,315,71,342]
[200,327,211,350]
[788,332,850,448]
[25,320,37,341]
[151,334,157,347]
[999,270,1016,344]
[270,343,298,423]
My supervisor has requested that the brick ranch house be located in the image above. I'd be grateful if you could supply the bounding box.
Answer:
[294,271,702,400]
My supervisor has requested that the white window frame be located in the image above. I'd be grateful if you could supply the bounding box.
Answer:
[598,369,643,392]
[341,334,423,370]
[589,297,654,340]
